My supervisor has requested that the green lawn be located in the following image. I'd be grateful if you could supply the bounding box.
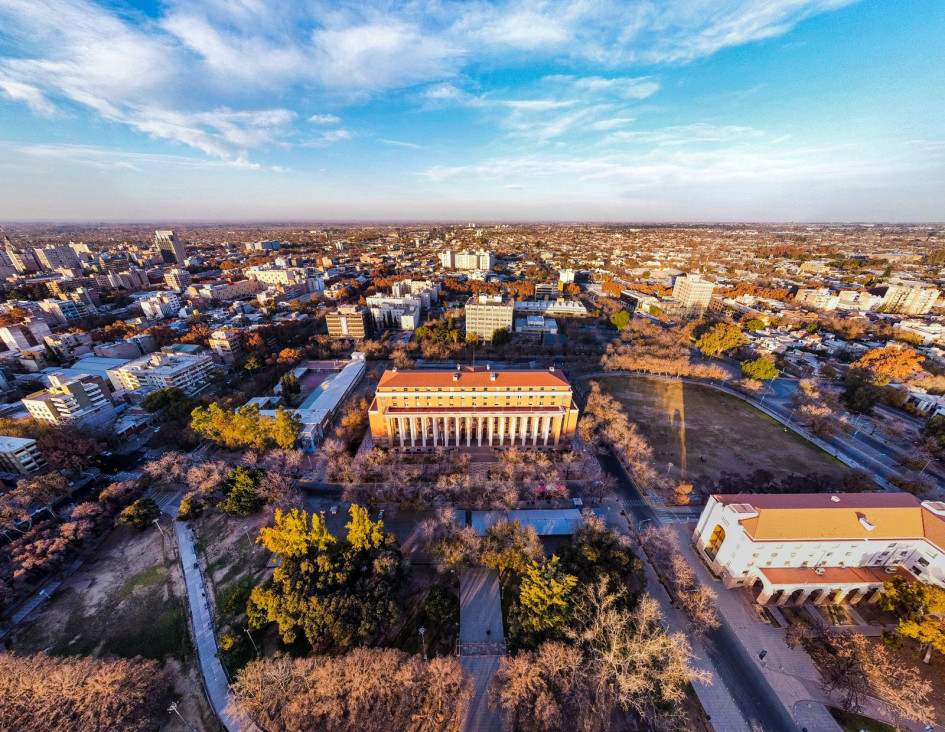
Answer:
[596,376,848,486]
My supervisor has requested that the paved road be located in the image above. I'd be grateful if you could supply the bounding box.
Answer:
[599,450,800,732]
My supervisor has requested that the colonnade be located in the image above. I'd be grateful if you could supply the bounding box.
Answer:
[383,412,563,449]
[755,585,884,606]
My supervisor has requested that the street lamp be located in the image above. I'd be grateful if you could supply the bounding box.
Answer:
[153,518,168,542]
[245,626,260,656]
[242,524,253,550]
[168,702,196,732]
[419,626,427,660]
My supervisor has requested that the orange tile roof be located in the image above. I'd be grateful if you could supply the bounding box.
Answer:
[759,565,912,586]
[714,493,945,550]
[376,366,572,390]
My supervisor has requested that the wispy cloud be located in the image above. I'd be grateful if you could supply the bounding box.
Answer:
[379,139,422,149]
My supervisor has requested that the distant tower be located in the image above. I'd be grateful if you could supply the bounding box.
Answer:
[155,230,186,265]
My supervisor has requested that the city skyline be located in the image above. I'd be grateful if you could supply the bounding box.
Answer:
[1,0,943,222]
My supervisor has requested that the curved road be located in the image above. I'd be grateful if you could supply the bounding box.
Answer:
[598,450,798,732]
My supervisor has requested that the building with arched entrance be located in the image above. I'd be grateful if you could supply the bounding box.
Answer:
[692,493,945,606]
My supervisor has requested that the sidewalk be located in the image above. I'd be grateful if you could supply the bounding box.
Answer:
[173,513,255,732]
[459,568,505,732]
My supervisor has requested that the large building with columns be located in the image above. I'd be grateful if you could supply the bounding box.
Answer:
[693,493,945,607]
[368,365,580,451]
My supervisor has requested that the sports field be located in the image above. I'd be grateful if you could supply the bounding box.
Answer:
[596,376,848,488]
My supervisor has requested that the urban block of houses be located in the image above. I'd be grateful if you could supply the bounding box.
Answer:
[693,493,945,606]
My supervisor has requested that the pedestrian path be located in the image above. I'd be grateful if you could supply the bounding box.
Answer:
[171,505,255,732]
[459,568,505,732]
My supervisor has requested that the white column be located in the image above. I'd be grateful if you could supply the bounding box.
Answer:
[498,415,506,445]
[421,417,428,447]
[409,417,416,447]
[542,415,551,446]
[509,416,517,446]
[398,417,405,448]
[531,416,539,445]
[455,416,460,447]
[432,416,439,447]
[466,416,471,447]
[477,417,483,446]
[521,416,528,444]
[488,415,494,446]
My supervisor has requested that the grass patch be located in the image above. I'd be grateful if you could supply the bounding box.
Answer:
[118,565,169,599]
[596,376,848,486]
[828,707,896,732]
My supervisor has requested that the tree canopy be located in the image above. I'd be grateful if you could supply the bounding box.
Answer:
[248,505,405,652]
[695,322,747,357]
[740,356,779,381]
[851,345,925,385]
[191,403,301,450]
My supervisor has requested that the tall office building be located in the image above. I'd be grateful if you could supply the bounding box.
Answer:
[368,366,581,450]
[880,284,941,315]
[672,275,715,317]
[0,436,47,474]
[35,245,82,272]
[155,230,187,265]
[465,295,513,340]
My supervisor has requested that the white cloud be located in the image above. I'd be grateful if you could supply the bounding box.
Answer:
[309,114,341,124]
[379,139,422,149]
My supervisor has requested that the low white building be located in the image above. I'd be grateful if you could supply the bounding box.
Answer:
[108,351,214,396]
[693,493,945,606]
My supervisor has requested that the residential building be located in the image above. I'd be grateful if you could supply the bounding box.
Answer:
[245,239,282,251]
[108,351,214,395]
[23,373,117,430]
[140,293,183,319]
[43,332,94,360]
[880,283,941,315]
[155,230,186,265]
[0,318,52,353]
[535,283,557,299]
[795,288,840,311]
[164,268,192,290]
[365,295,422,330]
[693,493,945,606]
[35,245,82,272]
[391,280,439,308]
[465,295,514,340]
[835,290,883,311]
[0,436,46,474]
[38,297,95,324]
[559,269,576,284]
[93,334,156,360]
[188,279,263,301]
[368,365,581,450]
[442,249,494,271]
[672,275,715,316]
[208,329,244,364]
[7,247,41,273]
[326,305,374,339]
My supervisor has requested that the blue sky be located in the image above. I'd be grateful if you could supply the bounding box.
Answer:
[0,0,942,222]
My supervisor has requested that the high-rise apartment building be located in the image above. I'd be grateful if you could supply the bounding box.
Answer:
[672,275,715,316]
[35,245,82,272]
[0,318,53,352]
[155,230,187,265]
[7,247,40,273]
[326,305,374,339]
[368,365,580,450]
[23,373,116,430]
[208,330,244,364]
[880,284,941,315]
[0,436,47,474]
[465,295,513,340]
[795,288,839,311]
[140,293,182,319]
[442,249,494,271]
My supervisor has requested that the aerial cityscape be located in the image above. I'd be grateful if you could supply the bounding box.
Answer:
[1,2,944,732]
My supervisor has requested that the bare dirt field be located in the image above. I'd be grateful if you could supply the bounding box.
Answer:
[596,376,849,488]
[8,519,220,732]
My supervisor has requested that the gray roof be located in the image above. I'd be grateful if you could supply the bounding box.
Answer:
[469,509,584,536]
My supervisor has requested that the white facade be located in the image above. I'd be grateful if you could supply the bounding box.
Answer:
[795,287,839,311]
[880,284,941,315]
[672,275,715,314]
[0,436,46,474]
[23,373,117,430]
[108,352,213,395]
[140,293,183,319]
[693,493,945,606]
